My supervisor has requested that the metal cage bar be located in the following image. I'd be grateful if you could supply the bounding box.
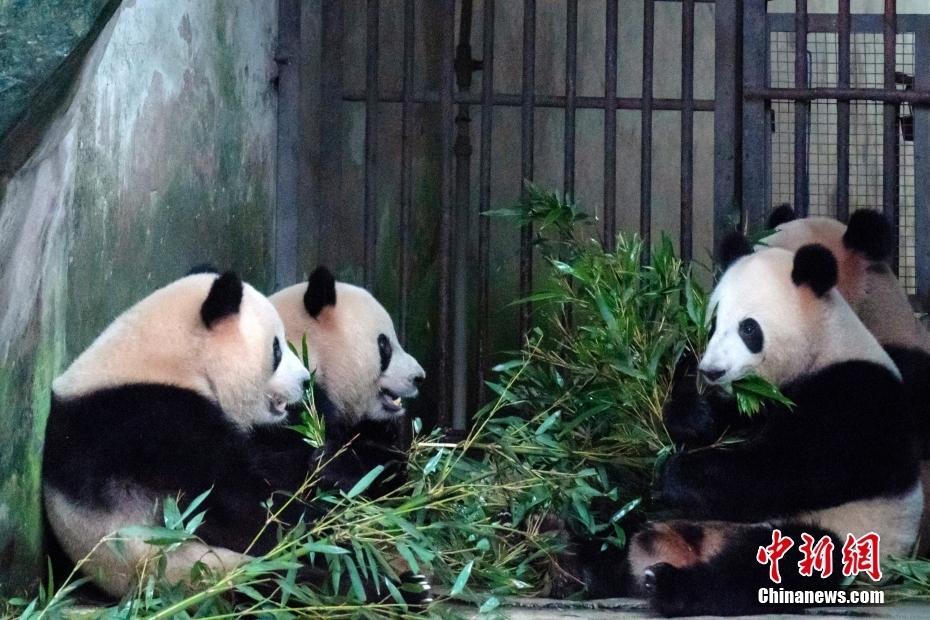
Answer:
[476,0,494,407]
[363,0,380,288]
[437,0,456,428]
[915,24,930,306]
[836,0,850,223]
[398,0,414,342]
[604,0,619,250]
[794,0,810,217]
[519,0,536,335]
[564,0,578,200]
[307,0,742,430]
[681,0,695,262]
[884,0,899,273]
[640,0,656,261]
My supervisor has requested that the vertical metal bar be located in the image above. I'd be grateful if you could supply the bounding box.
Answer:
[438,0,455,428]
[836,0,851,222]
[363,0,380,289]
[452,0,475,431]
[794,0,810,217]
[564,0,578,200]
[715,0,741,253]
[914,25,930,308]
[741,0,767,233]
[883,0,899,273]
[604,0,618,250]
[318,0,344,269]
[641,0,655,262]
[398,0,414,342]
[275,0,300,289]
[520,0,536,334]
[477,0,494,405]
[680,0,694,263]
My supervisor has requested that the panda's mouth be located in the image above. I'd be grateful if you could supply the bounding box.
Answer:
[379,388,405,414]
[267,394,290,417]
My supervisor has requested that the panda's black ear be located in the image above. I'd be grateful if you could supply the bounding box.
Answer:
[719,231,753,271]
[843,209,893,262]
[304,266,337,318]
[791,244,838,297]
[766,203,796,229]
[201,271,243,328]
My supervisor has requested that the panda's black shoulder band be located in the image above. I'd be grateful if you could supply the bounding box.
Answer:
[843,209,893,262]
[304,266,337,318]
[719,231,753,270]
[766,203,796,229]
[201,271,243,327]
[791,244,837,297]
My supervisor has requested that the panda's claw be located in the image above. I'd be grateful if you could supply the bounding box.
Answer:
[398,571,434,607]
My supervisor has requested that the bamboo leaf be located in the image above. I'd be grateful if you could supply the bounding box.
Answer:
[450,560,474,597]
[345,465,385,499]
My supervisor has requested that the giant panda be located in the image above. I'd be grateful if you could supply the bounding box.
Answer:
[44,268,431,600]
[762,207,930,552]
[630,240,922,616]
[267,266,426,495]
[43,271,313,597]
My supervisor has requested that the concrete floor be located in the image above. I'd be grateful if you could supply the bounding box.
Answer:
[455,597,930,619]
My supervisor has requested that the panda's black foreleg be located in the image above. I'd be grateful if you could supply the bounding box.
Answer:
[641,522,844,617]
[663,353,744,448]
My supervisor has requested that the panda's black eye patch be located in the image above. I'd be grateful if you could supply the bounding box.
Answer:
[272,337,282,371]
[378,334,392,372]
[738,318,763,353]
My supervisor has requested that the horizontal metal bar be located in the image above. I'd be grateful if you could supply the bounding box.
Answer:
[769,13,924,34]
[745,87,930,104]
[344,90,715,111]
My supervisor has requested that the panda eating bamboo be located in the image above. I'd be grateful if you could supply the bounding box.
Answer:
[629,238,922,615]
[43,267,426,600]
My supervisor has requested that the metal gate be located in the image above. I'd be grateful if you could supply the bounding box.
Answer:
[742,1,930,307]
[274,2,930,432]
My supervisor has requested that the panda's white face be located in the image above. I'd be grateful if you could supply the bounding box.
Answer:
[270,270,426,424]
[699,249,812,386]
[53,273,311,429]
[210,285,311,426]
[699,244,897,388]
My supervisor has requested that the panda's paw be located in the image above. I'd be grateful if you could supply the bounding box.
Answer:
[663,391,719,447]
[398,571,433,608]
[642,562,693,617]
[652,453,712,515]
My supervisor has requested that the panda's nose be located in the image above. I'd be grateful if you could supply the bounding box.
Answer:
[302,378,313,392]
[412,372,425,388]
[699,368,725,382]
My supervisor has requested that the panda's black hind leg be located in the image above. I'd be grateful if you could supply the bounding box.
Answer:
[640,522,845,617]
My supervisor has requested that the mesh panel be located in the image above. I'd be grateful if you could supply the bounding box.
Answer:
[769,29,916,292]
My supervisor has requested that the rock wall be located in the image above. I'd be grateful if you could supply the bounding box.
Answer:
[0,0,278,592]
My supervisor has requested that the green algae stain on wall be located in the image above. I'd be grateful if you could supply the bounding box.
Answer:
[0,1,277,593]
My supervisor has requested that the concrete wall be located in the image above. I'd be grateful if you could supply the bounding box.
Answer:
[0,0,277,592]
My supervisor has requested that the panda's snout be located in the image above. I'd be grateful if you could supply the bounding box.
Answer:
[699,367,725,383]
